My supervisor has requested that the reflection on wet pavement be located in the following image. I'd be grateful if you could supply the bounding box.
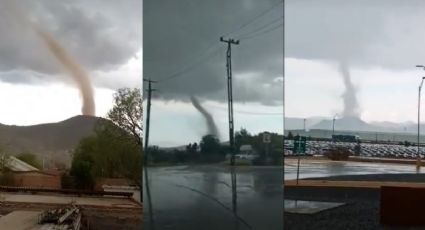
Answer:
[285,200,345,214]
[143,165,283,230]
[285,159,419,180]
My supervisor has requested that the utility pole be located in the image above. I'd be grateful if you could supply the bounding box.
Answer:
[220,36,239,166]
[221,37,239,230]
[143,78,157,230]
[417,75,425,170]
[332,114,338,142]
[144,78,157,163]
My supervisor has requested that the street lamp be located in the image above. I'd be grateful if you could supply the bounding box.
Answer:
[332,113,338,139]
[416,65,425,169]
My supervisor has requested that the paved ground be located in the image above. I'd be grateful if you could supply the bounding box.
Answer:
[285,179,425,188]
[285,158,418,180]
[0,193,140,208]
[143,165,283,230]
[285,173,425,230]
[0,211,41,230]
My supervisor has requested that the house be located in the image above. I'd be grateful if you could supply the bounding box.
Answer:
[0,156,61,189]
[7,156,39,171]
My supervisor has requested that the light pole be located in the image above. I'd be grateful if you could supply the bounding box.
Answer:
[415,65,425,170]
[332,113,338,140]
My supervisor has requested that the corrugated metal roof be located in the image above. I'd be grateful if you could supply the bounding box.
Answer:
[7,156,39,172]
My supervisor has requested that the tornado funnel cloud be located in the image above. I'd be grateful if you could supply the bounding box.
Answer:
[339,62,360,118]
[3,0,95,116]
[190,96,219,138]
[33,26,96,116]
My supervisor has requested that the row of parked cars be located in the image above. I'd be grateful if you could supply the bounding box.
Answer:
[285,140,425,159]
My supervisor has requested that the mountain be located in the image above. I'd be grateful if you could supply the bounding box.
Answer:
[369,121,416,133]
[283,115,423,134]
[311,116,378,132]
[284,116,327,130]
[0,115,103,166]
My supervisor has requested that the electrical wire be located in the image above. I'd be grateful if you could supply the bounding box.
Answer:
[239,21,283,41]
[236,15,283,39]
[208,104,283,115]
[155,0,284,83]
[157,44,222,82]
[221,0,284,38]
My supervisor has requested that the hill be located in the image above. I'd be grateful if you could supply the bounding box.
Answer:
[0,115,104,167]
[311,116,378,132]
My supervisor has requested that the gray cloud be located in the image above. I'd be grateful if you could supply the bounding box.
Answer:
[144,0,283,104]
[286,0,425,69]
[0,0,141,86]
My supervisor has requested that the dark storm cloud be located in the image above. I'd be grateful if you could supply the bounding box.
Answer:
[286,0,425,69]
[144,0,283,104]
[0,0,141,84]
[0,70,52,84]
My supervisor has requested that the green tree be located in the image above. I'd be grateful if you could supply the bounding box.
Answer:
[149,146,169,163]
[107,88,143,146]
[200,135,224,162]
[287,131,294,140]
[235,128,252,151]
[0,147,13,186]
[247,131,284,165]
[60,172,74,189]
[70,159,94,190]
[105,88,143,202]
[0,152,10,173]
[16,152,42,169]
[70,121,142,190]
[70,136,96,189]
[200,135,221,154]
[185,142,199,162]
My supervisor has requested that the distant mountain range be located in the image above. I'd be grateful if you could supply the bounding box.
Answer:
[0,115,422,165]
[286,116,420,133]
[0,115,101,167]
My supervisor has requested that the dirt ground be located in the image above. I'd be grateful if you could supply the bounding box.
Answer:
[82,213,142,230]
[0,199,142,230]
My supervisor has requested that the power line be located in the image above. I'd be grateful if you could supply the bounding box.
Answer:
[155,0,283,83]
[221,0,284,38]
[210,105,283,115]
[236,15,283,39]
[240,21,283,40]
[157,44,222,82]
[234,110,283,115]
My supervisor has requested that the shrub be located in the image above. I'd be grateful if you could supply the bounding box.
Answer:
[61,172,74,189]
[0,172,14,186]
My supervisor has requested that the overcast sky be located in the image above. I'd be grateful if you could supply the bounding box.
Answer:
[0,0,141,125]
[144,0,284,147]
[286,0,425,124]
[4,0,424,147]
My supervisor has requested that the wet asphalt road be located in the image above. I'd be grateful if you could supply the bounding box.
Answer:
[143,165,283,230]
[285,159,418,180]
